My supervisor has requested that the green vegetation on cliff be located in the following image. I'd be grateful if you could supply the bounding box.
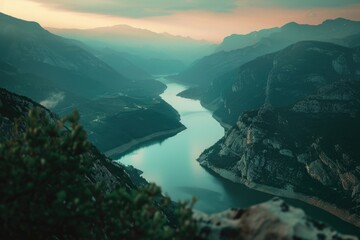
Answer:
[0,109,197,239]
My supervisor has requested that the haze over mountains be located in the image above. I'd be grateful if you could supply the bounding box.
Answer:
[215,27,280,52]
[49,25,216,73]
[199,41,360,223]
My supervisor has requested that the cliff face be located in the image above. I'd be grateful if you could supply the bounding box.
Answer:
[176,18,360,88]
[198,42,360,227]
[207,41,360,126]
[0,87,137,191]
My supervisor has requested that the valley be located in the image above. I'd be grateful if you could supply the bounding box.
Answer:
[118,77,360,236]
[1,8,360,239]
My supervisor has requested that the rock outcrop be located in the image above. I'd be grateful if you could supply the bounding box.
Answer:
[195,198,358,240]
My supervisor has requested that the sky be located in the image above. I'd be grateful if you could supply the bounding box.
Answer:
[1,0,360,42]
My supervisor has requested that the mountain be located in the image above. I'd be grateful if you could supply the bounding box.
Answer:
[90,48,153,81]
[0,12,167,98]
[174,38,278,87]
[48,25,216,67]
[1,86,358,239]
[175,18,360,89]
[0,12,185,156]
[0,13,129,97]
[197,41,360,227]
[215,27,280,52]
[205,41,360,125]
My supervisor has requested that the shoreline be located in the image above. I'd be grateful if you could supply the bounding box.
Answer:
[200,161,360,228]
[105,126,186,159]
[211,113,232,131]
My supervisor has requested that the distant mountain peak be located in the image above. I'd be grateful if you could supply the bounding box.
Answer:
[281,18,358,30]
[281,21,301,29]
[0,12,42,30]
[322,17,353,24]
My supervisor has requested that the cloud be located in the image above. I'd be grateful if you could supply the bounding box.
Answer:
[237,0,360,9]
[31,0,237,18]
[40,92,65,109]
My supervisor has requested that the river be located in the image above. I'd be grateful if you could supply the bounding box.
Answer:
[118,77,360,236]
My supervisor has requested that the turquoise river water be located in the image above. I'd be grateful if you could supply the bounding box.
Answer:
[118,77,360,236]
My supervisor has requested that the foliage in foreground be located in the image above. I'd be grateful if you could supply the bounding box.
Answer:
[0,109,198,239]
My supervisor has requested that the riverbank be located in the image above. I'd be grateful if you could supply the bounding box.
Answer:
[199,161,360,229]
[105,126,186,159]
[211,113,232,131]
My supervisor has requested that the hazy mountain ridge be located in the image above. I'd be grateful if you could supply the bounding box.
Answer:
[0,12,167,97]
[73,94,186,157]
[108,51,186,75]
[175,18,360,90]
[0,12,127,97]
[197,41,360,227]
[48,25,216,67]
[215,27,280,52]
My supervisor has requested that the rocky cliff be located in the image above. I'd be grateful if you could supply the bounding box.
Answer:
[195,198,357,240]
[198,41,360,227]
[0,13,186,158]
[205,41,360,126]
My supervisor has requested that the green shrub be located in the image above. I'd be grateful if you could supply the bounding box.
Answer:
[0,109,198,239]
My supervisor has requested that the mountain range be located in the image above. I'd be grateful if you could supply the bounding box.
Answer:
[2,10,360,233]
[0,12,185,155]
[175,18,360,90]
[48,25,215,68]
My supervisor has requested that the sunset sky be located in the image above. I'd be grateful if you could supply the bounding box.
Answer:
[1,0,360,42]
